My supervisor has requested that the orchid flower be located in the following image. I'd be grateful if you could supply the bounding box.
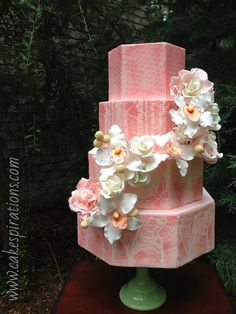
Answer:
[87,193,143,244]
[155,131,195,176]
[95,125,141,175]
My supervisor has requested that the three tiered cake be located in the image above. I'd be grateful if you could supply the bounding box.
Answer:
[69,42,222,268]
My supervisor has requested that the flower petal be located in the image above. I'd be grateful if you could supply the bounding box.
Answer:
[200,111,213,127]
[127,217,143,231]
[95,148,113,166]
[169,109,185,125]
[179,144,195,161]
[174,94,186,108]
[97,195,115,215]
[176,159,189,176]
[68,196,79,212]
[100,166,116,179]
[154,134,170,147]
[199,111,213,127]
[110,137,124,148]
[115,193,137,214]
[141,153,168,172]
[88,214,109,228]
[191,68,208,80]
[168,131,179,146]
[183,122,199,139]
[126,156,142,171]
[191,92,213,110]
[128,172,151,187]
[109,125,122,136]
[104,223,122,244]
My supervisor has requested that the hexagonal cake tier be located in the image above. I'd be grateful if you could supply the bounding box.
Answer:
[108,42,185,101]
[78,189,214,268]
[99,99,175,140]
[88,150,203,210]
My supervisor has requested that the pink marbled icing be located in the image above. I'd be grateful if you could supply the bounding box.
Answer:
[108,42,185,101]
[99,100,175,139]
[88,150,203,210]
[78,189,215,268]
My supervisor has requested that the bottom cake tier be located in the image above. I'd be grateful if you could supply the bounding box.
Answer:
[77,189,214,268]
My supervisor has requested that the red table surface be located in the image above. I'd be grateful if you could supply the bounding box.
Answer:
[53,260,233,314]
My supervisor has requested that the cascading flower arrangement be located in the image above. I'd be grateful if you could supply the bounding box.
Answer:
[69,68,223,244]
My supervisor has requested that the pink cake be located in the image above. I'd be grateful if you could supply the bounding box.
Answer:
[89,43,202,210]
[69,42,222,268]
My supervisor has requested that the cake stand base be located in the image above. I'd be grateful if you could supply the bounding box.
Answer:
[119,267,167,311]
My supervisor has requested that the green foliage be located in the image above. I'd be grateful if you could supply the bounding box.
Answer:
[19,1,43,70]
[209,241,236,294]
[18,244,34,301]
[24,115,41,153]
[0,273,8,297]
[216,155,236,215]
[0,244,34,301]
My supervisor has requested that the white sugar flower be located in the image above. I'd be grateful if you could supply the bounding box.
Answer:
[155,131,195,176]
[87,193,143,244]
[100,174,125,198]
[95,125,127,166]
[170,68,213,99]
[129,136,155,158]
[169,68,220,139]
[94,125,141,171]
[173,125,193,145]
[193,132,223,164]
[100,164,136,183]
[207,103,221,131]
[109,124,125,146]
[169,94,221,139]
[129,135,168,172]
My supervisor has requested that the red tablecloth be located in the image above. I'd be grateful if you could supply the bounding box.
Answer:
[53,261,233,314]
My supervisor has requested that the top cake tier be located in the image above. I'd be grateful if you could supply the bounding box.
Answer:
[108,42,185,101]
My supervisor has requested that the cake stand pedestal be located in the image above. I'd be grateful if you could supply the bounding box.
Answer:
[119,267,166,311]
[53,260,234,314]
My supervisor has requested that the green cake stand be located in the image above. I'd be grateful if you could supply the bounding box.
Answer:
[119,267,167,311]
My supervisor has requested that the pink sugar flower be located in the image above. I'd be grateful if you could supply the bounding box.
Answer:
[68,178,100,217]
[170,68,213,98]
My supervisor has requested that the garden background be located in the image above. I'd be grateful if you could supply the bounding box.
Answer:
[0,0,235,312]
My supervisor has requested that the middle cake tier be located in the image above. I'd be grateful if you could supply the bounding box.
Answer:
[99,99,175,139]
[88,150,203,210]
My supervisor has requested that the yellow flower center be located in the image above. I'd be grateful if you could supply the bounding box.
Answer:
[168,146,181,156]
[114,148,122,156]
[183,105,201,122]
[113,211,120,219]
[110,146,127,163]
[112,210,127,229]
[138,142,147,152]
[187,105,194,113]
